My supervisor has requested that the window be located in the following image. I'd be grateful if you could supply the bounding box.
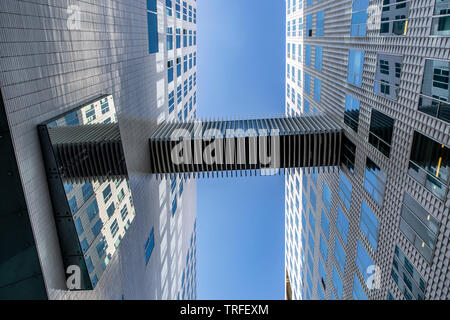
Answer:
[172,197,177,216]
[316,11,324,36]
[168,60,174,83]
[189,30,192,46]
[380,0,409,36]
[121,205,129,221]
[145,227,155,265]
[334,237,346,273]
[306,14,313,37]
[314,78,322,103]
[360,201,379,250]
[320,234,328,262]
[338,173,352,211]
[341,135,356,173]
[96,236,108,258]
[322,182,331,212]
[369,109,394,157]
[391,245,426,300]
[364,158,387,205]
[176,57,181,77]
[347,50,365,87]
[107,202,115,218]
[309,208,316,233]
[183,1,187,21]
[432,0,450,36]
[418,59,450,123]
[399,193,439,262]
[332,265,343,299]
[337,206,349,243]
[117,188,125,203]
[374,54,402,100]
[319,258,327,288]
[168,90,175,114]
[87,200,99,222]
[356,241,374,286]
[110,219,119,238]
[351,0,369,36]
[165,0,172,16]
[305,45,311,66]
[352,275,368,300]
[147,1,159,54]
[183,29,187,47]
[75,218,84,236]
[85,105,96,123]
[100,101,109,115]
[175,0,181,19]
[321,209,330,239]
[344,94,360,132]
[315,46,323,71]
[68,196,78,215]
[92,219,103,237]
[166,27,173,50]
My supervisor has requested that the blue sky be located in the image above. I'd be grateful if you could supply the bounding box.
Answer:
[196,0,286,299]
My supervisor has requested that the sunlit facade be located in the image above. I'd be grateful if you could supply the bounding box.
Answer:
[0,0,197,299]
[285,0,450,300]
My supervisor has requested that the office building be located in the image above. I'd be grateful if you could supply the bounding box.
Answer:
[0,0,198,299]
[285,0,449,300]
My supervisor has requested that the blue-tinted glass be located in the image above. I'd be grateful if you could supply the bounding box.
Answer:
[364,158,387,206]
[80,238,89,253]
[339,172,352,211]
[320,234,328,261]
[147,12,159,54]
[333,265,343,299]
[172,197,177,216]
[334,237,346,272]
[74,218,84,236]
[64,113,79,126]
[353,0,369,11]
[87,199,99,221]
[315,46,323,71]
[64,182,73,194]
[92,219,103,237]
[353,275,368,300]
[85,256,94,274]
[82,182,94,202]
[344,94,360,132]
[306,14,313,36]
[147,0,157,12]
[322,182,331,212]
[68,196,78,215]
[321,209,330,239]
[360,201,379,250]
[107,202,115,218]
[356,240,374,283]
[347,50,365,87]
[145,228,155,265]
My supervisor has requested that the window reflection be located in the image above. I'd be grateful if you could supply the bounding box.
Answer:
[408,131,449,200]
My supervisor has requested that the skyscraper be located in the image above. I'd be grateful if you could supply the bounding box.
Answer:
[285,0,449,300]
[0,0,198,299]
